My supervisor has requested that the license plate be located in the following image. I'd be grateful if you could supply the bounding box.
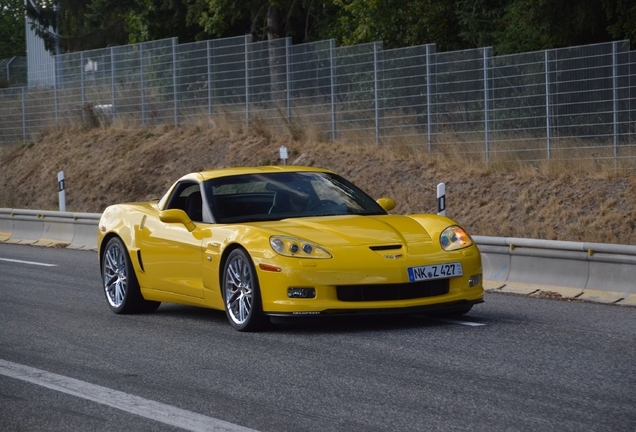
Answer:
[407,262,463,282]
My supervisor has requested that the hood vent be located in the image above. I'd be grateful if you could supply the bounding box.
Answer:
[369,245,403,251]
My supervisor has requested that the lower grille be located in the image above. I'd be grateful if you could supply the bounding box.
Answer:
[336,279,450,302]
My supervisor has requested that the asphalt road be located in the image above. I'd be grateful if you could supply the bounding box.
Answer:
[1,242,635,432]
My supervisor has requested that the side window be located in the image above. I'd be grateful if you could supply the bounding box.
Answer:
[166,183,203,222]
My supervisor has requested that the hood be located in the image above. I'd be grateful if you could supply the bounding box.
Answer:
[258,215,432,247]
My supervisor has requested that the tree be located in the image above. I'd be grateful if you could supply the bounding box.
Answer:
[457,0,631,55]
[88,0,205,45]
[192,0,335,44]
[25,0,129,53]
[603,0,636,44]
[0,0,26,59]
[325,0,468,51]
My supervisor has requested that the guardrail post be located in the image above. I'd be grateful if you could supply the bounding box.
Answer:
[58,171,66,212]
[437,183,446,216]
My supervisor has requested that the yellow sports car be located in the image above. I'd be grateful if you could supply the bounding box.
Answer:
[98,166,483,331]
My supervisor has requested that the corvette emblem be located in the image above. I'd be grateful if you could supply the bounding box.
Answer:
[384,254,403,259]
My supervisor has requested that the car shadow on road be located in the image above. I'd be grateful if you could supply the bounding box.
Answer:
[148,303,485,334]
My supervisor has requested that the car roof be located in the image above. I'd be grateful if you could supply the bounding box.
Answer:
[178,166,334,182]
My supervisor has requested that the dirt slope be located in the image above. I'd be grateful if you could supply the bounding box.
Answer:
[1,124,635,245]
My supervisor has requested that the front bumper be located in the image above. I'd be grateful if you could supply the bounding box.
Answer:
[253,245,484,315]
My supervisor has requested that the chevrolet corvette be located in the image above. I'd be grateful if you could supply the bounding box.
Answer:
[98,166,483,331]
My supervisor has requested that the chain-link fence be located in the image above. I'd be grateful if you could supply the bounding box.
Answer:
[1,36,634,166]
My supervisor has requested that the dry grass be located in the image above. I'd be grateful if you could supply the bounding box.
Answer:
[1,117,635,245]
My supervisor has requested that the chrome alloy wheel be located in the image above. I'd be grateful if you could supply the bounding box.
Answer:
[103,242,127,308]
[224,254,254,325]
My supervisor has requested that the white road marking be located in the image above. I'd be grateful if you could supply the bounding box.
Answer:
[433,318,486,327]
[0,359,257,432]
[0,257,57,267]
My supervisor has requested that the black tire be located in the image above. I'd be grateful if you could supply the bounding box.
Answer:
[222,248,267,332]
[101,237,160,314]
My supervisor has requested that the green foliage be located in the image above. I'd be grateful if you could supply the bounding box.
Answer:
[327,0,467,51]
[0,0,26,58]
[191,0,335,43]
[25,0,129,53]
[604,0,636,43]
[20,0,636,55]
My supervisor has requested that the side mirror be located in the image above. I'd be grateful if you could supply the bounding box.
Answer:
[159,209,196,232]
[377,198,396,212]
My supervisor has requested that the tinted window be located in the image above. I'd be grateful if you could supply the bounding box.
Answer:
[203,172,386,223]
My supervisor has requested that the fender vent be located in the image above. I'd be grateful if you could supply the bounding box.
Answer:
[137,250,145,272]
[369,245,403,251]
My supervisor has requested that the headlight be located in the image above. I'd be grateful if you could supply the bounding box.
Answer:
[440,226,473,251]
[270,236,332,259]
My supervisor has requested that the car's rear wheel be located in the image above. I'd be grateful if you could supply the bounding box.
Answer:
[102,237,160,314]
[223,248,266,332]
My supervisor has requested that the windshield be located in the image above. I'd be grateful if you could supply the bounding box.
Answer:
[203,172,387,223]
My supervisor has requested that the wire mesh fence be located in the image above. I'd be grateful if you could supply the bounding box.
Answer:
[1,36,634,166]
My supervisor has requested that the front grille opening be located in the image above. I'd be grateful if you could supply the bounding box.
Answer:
[337,279,449,302]
[369,245,403,251]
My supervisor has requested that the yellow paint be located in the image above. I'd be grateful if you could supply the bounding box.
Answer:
[98,166,484,315]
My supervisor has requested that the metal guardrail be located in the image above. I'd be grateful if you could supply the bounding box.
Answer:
[0,208,100,250]
[475,235,636,306]
[1,209,634,306]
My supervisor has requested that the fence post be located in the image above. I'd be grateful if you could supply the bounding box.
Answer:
[612,41,619,167]
[545,50,552,159]
[245,36,250,130]
[172,38,178,126]
[140,43,146,126]
[80,52,86,109]
[426,44,433,152]
[373,41,381,146]
[21,87,27,142]
[483,47,491,163]
[54,55,59,127]
[330,40,337,141]
[110,46,117,117]
[286,38,292,122]
[207,40,213,117]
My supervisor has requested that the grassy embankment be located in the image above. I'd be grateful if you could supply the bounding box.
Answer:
[1,115,634,245]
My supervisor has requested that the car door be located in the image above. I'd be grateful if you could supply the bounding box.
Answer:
[138,182,206,298]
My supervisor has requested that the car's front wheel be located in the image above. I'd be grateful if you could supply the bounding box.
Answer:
[102,237,160,314]
[222,248,267,331]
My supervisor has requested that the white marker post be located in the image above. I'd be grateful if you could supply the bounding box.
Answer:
[58,171,66,212]
[279,145,289,165]
[437,182,446,216]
